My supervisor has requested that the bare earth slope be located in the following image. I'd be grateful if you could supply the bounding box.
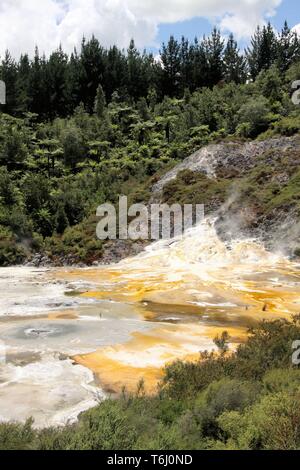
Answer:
[152,136,300,193]
[150,135,300,255]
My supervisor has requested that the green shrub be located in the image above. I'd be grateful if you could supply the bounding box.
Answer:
[250,391,300,450]
[273,115,300,136]
[236,97,271,137]
[0,419,35,450]
[0,226,27,266]
[263,368,300,393]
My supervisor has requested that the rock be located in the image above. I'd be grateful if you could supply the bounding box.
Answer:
[151,136,300,194]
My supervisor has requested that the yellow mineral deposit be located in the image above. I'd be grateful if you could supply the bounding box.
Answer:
[48,310,79,320]
[65,220,300,394]
[2,219,299,426]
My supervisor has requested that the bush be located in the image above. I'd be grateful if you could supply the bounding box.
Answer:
[236,97,270,137]
[0,226,27,266]
[1,319,300,450]
[273,115,300,136]
[250,391,300,450]
[199,378,260,415]
[0,419,35,450]
[263,368,300,393]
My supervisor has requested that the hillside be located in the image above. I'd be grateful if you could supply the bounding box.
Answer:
[0,23,300,266]
[1,65,300,266]
[152,135,300,255]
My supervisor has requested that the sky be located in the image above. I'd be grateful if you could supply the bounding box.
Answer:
[0,0,299,58]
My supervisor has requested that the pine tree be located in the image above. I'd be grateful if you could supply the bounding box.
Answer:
[16,54,31,114]
[277,21,300,72]
[28,47,48,118]
[46,45,68,119]
[80,36,105,112]
[160,36,181,97]
[65,49,85,115]
[223,34,246,84]
[103,45,127,99]
[247,23,278,79]
[261,23,278,70]
[126,40,156,100]
[0,21,297,121]
[191,37,209,89]
[247,26,263,79]
[179,36,193,92]
[94,84,106,118]
[205,28,225,87]
[126,39,143,100]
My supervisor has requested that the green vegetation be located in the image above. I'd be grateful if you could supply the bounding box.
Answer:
[162,170,230,207]
[0,55,300,265]
[1,22,299,118]
[1,22,300,451]
[162,141,300,222]
[1,317,300,450]
[0,21,299,265]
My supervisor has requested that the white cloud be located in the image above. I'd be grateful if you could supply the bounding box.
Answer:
[0,0,283,58]
[292,23,300,35]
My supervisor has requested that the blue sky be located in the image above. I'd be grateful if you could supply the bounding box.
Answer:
[273,0,300,29]
[155,0,300,51]
[0,0,300,58]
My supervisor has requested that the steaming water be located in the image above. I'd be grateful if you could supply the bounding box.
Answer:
[1,218,300,427]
